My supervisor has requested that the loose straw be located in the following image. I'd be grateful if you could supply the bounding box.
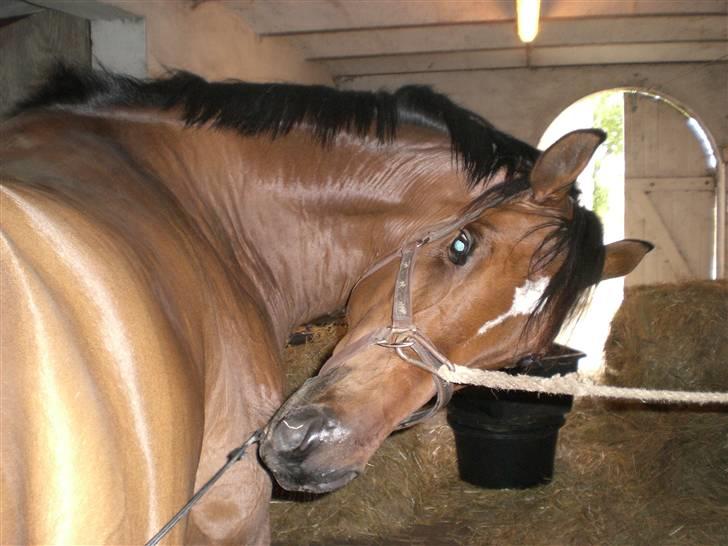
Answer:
[437,364,728,405]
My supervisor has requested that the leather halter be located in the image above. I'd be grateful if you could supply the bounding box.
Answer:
[320,205,490,430]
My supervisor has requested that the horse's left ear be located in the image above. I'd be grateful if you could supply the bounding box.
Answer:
[601,239,654,280]
[530,129,606,203]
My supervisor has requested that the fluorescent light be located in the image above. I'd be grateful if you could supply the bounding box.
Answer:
[517,0,540,43]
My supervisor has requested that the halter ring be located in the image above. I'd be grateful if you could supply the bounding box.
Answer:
[375,338,415,349]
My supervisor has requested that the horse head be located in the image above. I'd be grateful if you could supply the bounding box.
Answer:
[259,128,651,493]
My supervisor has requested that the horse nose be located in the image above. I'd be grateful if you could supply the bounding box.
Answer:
[269,406,333,456]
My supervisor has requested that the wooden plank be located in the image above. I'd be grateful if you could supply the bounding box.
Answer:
[626,92,716,178]
[231,0,727,35]
[538,15,727,46]
[542,0,727,19]
[531,41,728,68]
[321,41,727,77]
[272,22,520,60]
[323,49,526,77]
[273,16,728,60]
[630,177,716,192]
[629,189,694,278]
[232,0,515,35]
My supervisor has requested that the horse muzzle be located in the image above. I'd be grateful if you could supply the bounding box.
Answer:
[259,402,362,493]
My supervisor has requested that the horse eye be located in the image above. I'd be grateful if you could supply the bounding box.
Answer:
[448,230,473,265]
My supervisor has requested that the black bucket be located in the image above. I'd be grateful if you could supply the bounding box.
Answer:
[446,345,584,489]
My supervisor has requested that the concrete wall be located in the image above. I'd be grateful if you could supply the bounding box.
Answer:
[105,0,332,85]
[0,10,90,114]
[340,62,728,274]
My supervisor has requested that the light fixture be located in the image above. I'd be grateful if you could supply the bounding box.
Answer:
[516,0,541,43]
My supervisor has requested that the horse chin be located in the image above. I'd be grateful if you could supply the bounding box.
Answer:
[260,436,362,493]
[267,462,360,494]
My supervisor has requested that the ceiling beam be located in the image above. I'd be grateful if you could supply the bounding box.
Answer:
[323,48,527,76]
[325,41,728,78]
[267,15,727,61]
[230,0,727,36]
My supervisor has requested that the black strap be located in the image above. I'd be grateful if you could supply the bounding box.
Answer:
[144,430,262,546]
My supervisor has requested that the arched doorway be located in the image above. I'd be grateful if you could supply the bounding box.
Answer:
[540,89,719,374]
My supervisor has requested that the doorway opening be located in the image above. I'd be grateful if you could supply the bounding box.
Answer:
[539,89,719,375]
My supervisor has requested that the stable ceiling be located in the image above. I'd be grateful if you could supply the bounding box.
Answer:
[225,0,728,81]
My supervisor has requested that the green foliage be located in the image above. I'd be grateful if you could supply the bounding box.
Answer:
[590,92,624,219]
[593,92,624,157]
[593,182,609,218]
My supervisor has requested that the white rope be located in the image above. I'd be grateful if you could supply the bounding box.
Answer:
[437,364,728,405]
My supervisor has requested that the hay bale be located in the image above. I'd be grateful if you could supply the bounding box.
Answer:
[605,280,728,390]
[282,319,347,398]
[272,284,728,545]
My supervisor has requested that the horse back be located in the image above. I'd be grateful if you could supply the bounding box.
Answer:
[1,113,283,543]
[1,167,209,542]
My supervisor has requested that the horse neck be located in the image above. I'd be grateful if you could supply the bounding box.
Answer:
[119,119,471,344]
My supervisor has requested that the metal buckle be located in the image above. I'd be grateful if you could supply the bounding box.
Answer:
[375,337,415,349]
[375,326,417,349]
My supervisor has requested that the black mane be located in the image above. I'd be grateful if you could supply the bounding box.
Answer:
[15,64,603,351]
[16,64,538,188]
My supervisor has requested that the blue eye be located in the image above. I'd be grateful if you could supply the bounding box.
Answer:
[448,230,472,265]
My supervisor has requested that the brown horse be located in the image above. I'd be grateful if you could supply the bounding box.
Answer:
[0,66,650,545]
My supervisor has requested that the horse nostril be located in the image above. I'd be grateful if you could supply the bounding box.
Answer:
[271,407,331,455]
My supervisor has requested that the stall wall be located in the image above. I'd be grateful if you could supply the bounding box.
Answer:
[106,0,332,85]
[340,63,726,151]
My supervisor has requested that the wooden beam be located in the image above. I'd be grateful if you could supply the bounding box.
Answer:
[323,49,526,77]
[230,0,515,35]
[270,22,519,60]
[630,177,716,192]
[320,41,727,77]
[268,15,727,61]
[531,41,728,67]
[230,0,727,36]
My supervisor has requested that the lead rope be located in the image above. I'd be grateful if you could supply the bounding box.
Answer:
[144,430,263,546]
[436,365,728,405]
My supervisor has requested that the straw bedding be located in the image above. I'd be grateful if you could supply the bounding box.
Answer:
[270,281,728,545]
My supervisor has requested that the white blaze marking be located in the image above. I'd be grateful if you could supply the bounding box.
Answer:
[477,277,550,336]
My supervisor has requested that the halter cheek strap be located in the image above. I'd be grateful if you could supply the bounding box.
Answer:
[322,205,490,431]
[374,240,456,430]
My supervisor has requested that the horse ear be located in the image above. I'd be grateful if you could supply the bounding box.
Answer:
[530,129,606,203]
[601,239,654,280]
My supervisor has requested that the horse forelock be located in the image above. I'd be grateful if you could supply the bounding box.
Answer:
[466,181,605,351]
[526,201,605,348]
